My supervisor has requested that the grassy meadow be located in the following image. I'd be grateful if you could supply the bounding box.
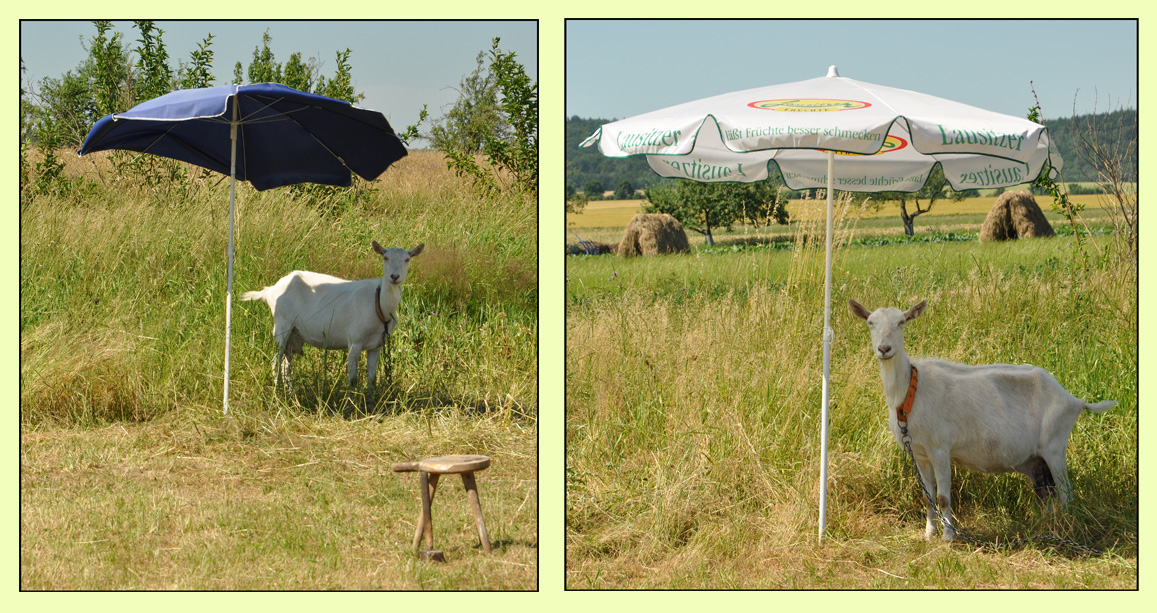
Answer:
[565,195,1136,588]
[20,150,538,589]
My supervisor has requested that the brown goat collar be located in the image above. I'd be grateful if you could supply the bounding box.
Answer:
[896,365,918,423]
[374,286,388,325]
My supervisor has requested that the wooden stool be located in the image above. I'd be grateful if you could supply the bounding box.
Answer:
[392,454,492,556]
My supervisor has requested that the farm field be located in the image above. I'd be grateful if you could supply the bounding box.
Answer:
[566,193,1117,248]
[565,200,1137,588]
[20,150,538,589]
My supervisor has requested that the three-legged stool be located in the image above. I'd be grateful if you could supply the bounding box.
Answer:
[392,454,492,558]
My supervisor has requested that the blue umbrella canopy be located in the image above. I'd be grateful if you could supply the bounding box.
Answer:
[79,82,407,190]
[78,83,408,414]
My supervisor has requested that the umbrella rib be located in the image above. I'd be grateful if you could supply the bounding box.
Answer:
[237,94,352,175]
[119,121,225,169]
[276,110,352,171]
[236,94,314,125]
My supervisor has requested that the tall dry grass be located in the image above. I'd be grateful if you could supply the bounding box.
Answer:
[565,197,1136,588]
[21,148,538,589]
[22,149,536,425]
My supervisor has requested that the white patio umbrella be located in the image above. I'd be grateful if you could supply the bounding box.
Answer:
[580,66,1062,540]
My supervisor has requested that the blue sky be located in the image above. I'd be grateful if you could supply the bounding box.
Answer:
[567,20,1137,121]
[20,20,537,146]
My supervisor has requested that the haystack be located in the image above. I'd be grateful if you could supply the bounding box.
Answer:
[979,190,1056,242]
[617,213,690,257]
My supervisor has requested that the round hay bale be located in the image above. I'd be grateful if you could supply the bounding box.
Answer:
[617,213,690,257]
[979,190,1056,242]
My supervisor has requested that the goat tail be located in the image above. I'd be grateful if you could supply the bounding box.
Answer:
[1085,400,1117,413]
[239,288,266,303]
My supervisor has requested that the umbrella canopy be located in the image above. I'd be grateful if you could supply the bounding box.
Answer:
[579,66,1061,540]
[79,83,408,414]
[581,66,1060,193]
[79,82,407,190]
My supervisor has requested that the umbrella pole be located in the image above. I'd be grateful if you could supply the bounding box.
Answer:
[224,97,238,415]
[819,150,835,541]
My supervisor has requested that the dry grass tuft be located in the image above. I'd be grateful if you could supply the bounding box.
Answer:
[21,145,537,590]
[21,322,156,426]
[566,198,1135,588]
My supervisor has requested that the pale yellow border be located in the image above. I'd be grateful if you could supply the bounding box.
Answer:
[8,3,1152,609]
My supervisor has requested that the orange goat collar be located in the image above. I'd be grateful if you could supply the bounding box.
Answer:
[374,286,388,325]
[896,365,918,423]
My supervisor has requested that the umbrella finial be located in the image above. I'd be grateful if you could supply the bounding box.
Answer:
[826,65,840,78]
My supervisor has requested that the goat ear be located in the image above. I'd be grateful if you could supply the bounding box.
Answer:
[848,299,871,321]
[372,240,385,255]
[409,243,425,257]
[905,300,927,322]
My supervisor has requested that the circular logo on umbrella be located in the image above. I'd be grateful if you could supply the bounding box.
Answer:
[820,135,908,156]
[748,98,872,112]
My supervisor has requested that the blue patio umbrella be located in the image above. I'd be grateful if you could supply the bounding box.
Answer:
[79,83,408,414]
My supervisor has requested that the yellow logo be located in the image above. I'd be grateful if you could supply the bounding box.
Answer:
[748,98,871,112]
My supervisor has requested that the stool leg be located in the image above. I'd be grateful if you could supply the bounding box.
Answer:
[423,473,440,549]
[461,471,492,554]
[411,471,439,553]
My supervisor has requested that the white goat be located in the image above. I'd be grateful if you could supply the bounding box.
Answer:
[242,241,424,393]
[848,298,1115,541]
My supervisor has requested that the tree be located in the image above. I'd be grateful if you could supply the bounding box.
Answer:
[428,50,504,152]
[178,34,216,90]
[439,38,538,197]
[870,165,963,236]
[247,30,281,84]
[1071,101,1136,263]
[645,181,785,246]
[583,179,604,199]
[614,180,635,200]
[89,21,132,116]
[33,68,99,146]
[565,183,589,214]
[282,51,313,93]
[26,21,132,147]
[484,40,537,195]
[1029,92,1137,264]
[133,21,172,102]
[314,49,363,104]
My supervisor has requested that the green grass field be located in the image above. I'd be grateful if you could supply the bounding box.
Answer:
[20,150,538,589]
[565,200,1136,588]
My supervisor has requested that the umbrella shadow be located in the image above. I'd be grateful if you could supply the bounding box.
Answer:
[285,373,527,421]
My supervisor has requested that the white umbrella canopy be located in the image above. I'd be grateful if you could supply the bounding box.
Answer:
[579,66,1062,540]
[581,66,1060,192]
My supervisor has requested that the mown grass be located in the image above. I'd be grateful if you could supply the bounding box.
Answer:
[20,149,537,590]
[565,201,1136,589]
